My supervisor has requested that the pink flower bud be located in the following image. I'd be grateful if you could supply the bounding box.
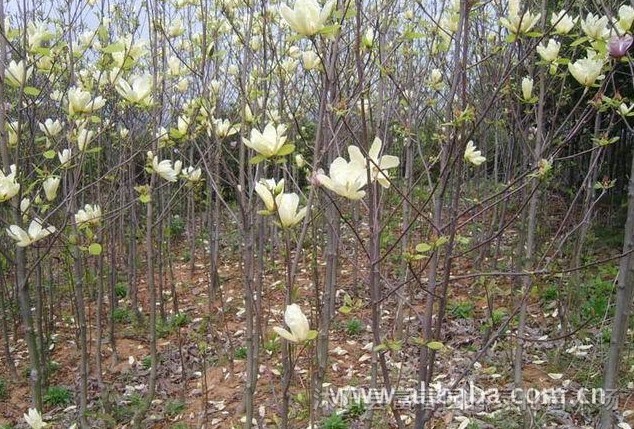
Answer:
[609,34,633,58]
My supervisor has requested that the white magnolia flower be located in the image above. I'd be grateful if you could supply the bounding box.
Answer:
[536,39,560,63]
[316,158,367,200]
[0,164,20,202]
[67,86,106,115]
[521,76,533,101]
[75,204,102,227]
[24,408,47,429]
[581,13,609,41]
[279,0,336,37]
[568,55,604,87]
[39,119,63,138]
[116,74,153,106]
[464,141,486,166]
[242,123,290,158]
[348,137,400,188]
[7,219,56,247]
[6,60,32,87]
[182,166,202,182]
[148,151,182,182]
[276,193,307,228]
[273,303,311,343]
[551,10,576,35]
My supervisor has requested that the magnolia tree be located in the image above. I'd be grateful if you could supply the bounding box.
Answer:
[0,0,633,428]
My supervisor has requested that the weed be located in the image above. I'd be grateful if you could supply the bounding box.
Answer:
[115,282,128,299]
[0,378,7,400]
[346,400,365,419]
[345,318,363,336]
[165,399,186,416]
[449,301,474,319]
[170,312,190,328]
[168,215,186,238]
[113,307,131,323]
[234,346,247,360]
[321,413,348,429]
[44,385,72,406]
[141,356,152,370]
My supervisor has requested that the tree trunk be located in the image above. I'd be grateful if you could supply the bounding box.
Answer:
[599,150,634,428]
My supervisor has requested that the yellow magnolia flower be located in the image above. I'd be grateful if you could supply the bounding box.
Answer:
[67,87,106,115]
[242,123,291,159]
[279,0,335,37]
[521,76,534,101]
[276,193,307,228]
[42,176,60,201]
[75,204,102,227]
[536,39,560,63]
[7,219,56,247]
[0,164,20,202]
[464,141,486,166]
[551,10,576,35]
[24,408,47,429]
[568,55,604,87]
[182,166,202,183]
[500,0,540,35]
[39,118,63,138]
[316,158,367,200]
[116,74,153,106]
[58,148,72,167]
[254,178,285,214]
[348,137,400,188]
[273,303,311,343]
[5,60,32,87]
[147,151,182,182]
[581,13,609,41]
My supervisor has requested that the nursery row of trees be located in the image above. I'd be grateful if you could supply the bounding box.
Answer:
[0,0,633,427]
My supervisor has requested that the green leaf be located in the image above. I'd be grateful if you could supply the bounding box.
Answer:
[276,144,295,157]
[570,36,589,47]
[435,236,449,247]
[43,150,56,159]
[24,86,41,96]
[339,305,351,315]
[385,340,402,351]
[319,24,341,39]
[403,30,424,40]
[249,154,265,165]
[415,243,432,253]
[373,343,387,352]
[306,330,318,341]
[88,243,102,256]
[102,41,126,53]
[426,341,444,350]
[139,194,151,204]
